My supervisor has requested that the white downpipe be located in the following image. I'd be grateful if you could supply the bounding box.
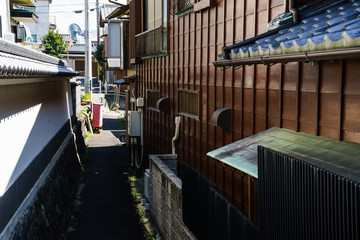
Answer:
[135,107,144,169]
[172,116,181,154]
[139,108,144,146]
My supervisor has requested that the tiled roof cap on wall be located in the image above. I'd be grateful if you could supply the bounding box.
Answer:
[0,38,77,78]
[219,0,360,61]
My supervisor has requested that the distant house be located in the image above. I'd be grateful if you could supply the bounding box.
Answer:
[25,0,52,44]
[0,0,38,43]
[99,3,135,87]
[61,38,99,78]
[129,0,360,239]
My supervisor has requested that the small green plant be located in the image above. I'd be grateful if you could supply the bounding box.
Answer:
[118,117,126,130]
[145,231,158,240]
[131,189,138,200]
[109,102,115,110]
[138,209,147,222]
[86,131,92,139]
[81,93,90,101]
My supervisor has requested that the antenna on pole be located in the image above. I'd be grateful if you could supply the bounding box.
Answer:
[68,23,85,43]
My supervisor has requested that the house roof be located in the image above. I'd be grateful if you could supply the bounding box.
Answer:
[10,0,36,7]
[207,127,360,182]
[107,4,129,20]
[100,4,119,20]
[68,44,96,54]
[217,0,360,64]
[62,34,72,43]
[0,38,77,78]
[11,9,39,23]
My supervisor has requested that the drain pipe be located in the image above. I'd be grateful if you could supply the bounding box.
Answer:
[289,0,299,23]
[136,98,144,169]
[172,116,181,154]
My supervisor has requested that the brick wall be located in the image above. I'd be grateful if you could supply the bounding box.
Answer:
[148,155,196,240]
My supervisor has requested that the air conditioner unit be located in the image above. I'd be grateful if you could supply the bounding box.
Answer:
[128,111,141,137]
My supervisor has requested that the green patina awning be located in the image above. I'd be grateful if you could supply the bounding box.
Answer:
[207,128,360,181]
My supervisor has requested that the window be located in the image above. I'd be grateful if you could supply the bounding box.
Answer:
[147,90,160,109]
[170,0,193,16]
[135,0,167,58]
[143,0,165,31]
[178,90,199,118]
[30,34,37,43]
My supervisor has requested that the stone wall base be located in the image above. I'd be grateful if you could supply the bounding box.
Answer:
[1,122,84,240]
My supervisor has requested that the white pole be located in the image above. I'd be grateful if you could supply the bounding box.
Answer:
[85,0,92,94]
[96,0,100,44]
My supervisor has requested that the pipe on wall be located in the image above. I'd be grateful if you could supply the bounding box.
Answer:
[172,116,181,155]
[289,0,299,23]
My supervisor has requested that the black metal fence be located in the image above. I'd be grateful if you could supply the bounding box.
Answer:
[182,164,259,240]
[183,145,360,240]
[258,146,360,240]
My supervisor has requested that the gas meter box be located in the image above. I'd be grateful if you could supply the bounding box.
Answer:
[128,111,141,137]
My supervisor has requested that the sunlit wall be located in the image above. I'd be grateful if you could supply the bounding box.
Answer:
[0,79,73,197]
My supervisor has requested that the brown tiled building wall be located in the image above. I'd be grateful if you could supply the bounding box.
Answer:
[131,0,360,219]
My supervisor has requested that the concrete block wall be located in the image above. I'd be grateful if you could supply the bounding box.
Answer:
[148,155,196,240]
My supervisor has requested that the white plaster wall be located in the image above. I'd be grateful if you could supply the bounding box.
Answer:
[0,79,73,196]
[26,0,50,42]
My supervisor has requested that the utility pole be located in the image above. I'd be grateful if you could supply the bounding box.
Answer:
[84,0,92,94]
[96,0,101,93]
[96,0,100,44]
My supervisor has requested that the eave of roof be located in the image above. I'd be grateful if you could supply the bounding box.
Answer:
[214,47,360,67]
[10,0,36,7]
[216,0,360,66]
[11,9,39,23]
[106,5,129,20]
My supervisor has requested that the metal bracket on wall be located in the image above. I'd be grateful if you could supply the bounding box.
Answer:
[260,56,276,68]
[304,52,317,66]
[156,97,169,113]
[211,108,231,132]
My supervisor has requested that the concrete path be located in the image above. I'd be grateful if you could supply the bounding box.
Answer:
[67,113,145,240]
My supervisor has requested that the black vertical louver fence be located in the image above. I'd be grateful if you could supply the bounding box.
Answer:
[182,164,259,240]
[258,146,360,240]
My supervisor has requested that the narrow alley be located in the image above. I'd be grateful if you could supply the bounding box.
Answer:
[67,113,145,240]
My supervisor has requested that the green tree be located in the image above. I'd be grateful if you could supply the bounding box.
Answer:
[94,43,105,81]
[41,29,67,59]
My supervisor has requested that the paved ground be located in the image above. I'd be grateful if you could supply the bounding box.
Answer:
[67,113,145,240]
